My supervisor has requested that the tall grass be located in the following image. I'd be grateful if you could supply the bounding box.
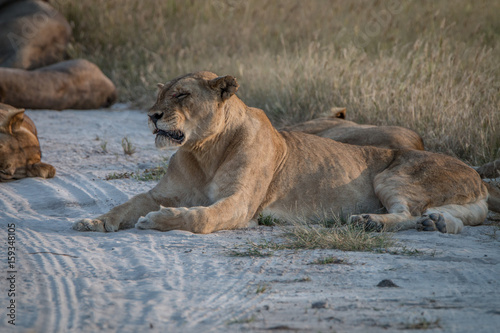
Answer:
[54,0,499,164]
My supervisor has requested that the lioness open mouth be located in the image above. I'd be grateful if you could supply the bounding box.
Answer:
[154,128,185,144]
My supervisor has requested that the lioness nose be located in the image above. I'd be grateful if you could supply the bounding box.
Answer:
[149,111,163,125]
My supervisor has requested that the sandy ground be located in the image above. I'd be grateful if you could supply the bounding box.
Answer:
[1,107,500,333]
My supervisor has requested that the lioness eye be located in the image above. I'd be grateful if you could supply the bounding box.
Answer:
[174,92,189,100]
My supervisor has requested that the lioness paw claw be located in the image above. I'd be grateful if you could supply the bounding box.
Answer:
[73,218,104,232]
[135,216,154,230]
[416,213,446,233]
[350,214,384,232]
[72,218,118,232]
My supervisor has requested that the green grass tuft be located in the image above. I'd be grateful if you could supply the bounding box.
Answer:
[232,216,395,254]
[255,284,268,294]
[105,172,133,180]
[257,214,282,226]
[282,217,395,252]
[105,160,168,182]
[227,315,256,325]
[401,318,442,330]
[132,166,168,181]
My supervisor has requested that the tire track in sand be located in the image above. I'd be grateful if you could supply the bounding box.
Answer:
[18,227,76,332]
[18,226,130,332]
[128,234,275,331]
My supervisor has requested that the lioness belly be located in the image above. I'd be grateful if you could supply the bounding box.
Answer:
[261,132,392,221]
[261,196,384,222]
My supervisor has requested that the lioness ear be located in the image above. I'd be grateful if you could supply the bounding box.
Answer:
[332,107,346,119]
[209,76,239,102]
[1,108,25,134]
[157,83,165,91]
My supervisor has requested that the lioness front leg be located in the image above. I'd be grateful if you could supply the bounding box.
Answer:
[136,207,192,232]
[135,195,253,233]
[73,192,161,232]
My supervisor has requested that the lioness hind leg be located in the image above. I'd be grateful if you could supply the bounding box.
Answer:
[350,199,488,234]
[418,200,488,234]
[349,209,420,232]
[350,189,421,232]
[415,213,447,232]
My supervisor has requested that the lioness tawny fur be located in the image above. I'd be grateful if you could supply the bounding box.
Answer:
[74,72,490,234]
[0,103,55,181]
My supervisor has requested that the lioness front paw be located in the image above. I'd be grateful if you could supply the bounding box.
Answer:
[350,214,384,232]
[28,162,56,179]
[135,208,189,232]
[416,213,447,233]
[135,215,156,230]
[72,218,119,232]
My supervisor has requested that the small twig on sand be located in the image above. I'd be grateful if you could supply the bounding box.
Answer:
[28,252,79,258]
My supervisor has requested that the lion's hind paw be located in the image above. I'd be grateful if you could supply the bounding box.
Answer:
[416,213,447,233]
[350,214,384,232]
[135,216,154,230]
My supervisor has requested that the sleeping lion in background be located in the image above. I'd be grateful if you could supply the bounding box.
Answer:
[0,103,55,181]
[74,71,499,234]
[283,107,500,179]
[281,107,425,151]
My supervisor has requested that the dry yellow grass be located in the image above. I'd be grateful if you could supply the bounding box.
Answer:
[54,0,499,164]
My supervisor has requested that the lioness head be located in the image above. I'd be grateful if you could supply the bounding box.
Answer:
[148,71,239,149]
[280,107,347,134]
[0,103,55,181]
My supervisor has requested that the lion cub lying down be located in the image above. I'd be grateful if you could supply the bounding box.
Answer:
[0,103,55,181]
[75,71,491,234]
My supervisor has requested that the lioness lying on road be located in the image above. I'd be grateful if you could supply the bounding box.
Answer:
[0,103,55,181]
[74,71,492,234]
